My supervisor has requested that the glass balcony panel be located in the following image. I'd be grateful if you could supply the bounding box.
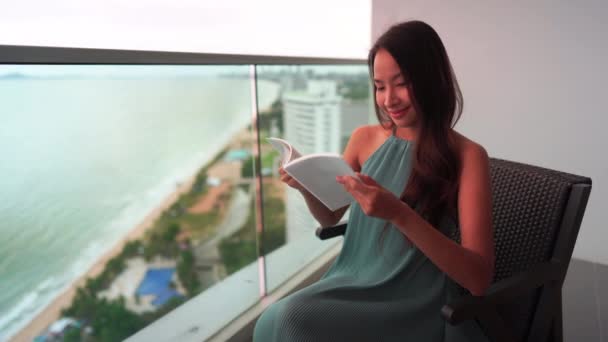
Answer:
[0,64,281,341]
[255,64,373,294]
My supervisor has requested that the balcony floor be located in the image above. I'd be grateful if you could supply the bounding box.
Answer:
[563,258,606,342]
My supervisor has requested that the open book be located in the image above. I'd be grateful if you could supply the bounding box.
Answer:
[267,137,355,211]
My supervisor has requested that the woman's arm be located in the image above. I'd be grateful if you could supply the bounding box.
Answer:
[392,142,494,295]
[300,188,349,227]
[337,141,495,295]
[279,126,365,228]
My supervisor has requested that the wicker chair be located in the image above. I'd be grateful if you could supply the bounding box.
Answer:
[315,158,592,342]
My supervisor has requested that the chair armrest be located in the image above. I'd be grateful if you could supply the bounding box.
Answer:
[441,260,563,324]
[315,221,348,240]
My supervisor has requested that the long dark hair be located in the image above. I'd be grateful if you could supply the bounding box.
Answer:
[369,20,463,229]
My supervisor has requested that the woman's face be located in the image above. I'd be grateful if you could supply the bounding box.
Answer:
[373,49,419,129]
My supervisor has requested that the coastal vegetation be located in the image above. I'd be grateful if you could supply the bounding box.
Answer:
[340,77,371,100]
[32,76,370,341]
[258,99,283,133]
[219,180,286,275]
[57,127,289,341]
[59,149,236,341]
[241,150,278,179]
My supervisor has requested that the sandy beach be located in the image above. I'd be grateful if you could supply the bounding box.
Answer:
[9,175,198,342]
[7,120,262,342]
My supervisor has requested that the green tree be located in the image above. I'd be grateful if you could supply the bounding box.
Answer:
[259,99,283,133]
[62,326,81,342]
[241,157,255,178]
[163,223,181,242]
[219,193,286,275]
[341,79,370,100]
[106,257,125,277]
[261,197,286,254]
[219,238,257,274]
[62,287,98,319]
[193,173,208,194]
[177,250,201,296]
[92,298,145,342]
[122,240,142,258]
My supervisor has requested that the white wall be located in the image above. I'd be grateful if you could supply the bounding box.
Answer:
[0,0,370,58]
[372,0,607,264]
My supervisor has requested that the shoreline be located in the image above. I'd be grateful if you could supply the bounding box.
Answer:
[8,166,200,342]
[7,82,280,342]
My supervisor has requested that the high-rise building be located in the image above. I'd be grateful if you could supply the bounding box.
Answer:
[281,80,342,241]
[283,80,342,155]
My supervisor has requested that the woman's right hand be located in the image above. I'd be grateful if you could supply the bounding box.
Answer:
[279,167,306,192]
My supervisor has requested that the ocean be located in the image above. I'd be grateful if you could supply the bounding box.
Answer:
[0,72,279,340]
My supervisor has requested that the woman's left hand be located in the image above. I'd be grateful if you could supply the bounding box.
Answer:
[336,172,403,221]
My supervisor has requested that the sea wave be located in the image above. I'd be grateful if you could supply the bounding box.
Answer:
[0,106,258,342]
[0,276,61,341]
[0,238,114,341]
[1,80,279,342]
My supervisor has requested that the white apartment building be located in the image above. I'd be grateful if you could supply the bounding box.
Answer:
[281,80,342,242]
[283,80,342,155]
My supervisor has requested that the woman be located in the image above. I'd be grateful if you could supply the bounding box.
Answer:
[253,20,494,341]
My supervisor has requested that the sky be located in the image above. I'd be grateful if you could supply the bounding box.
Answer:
[0,0,371,58]
[0,64,369,78]
[0,65,246,78]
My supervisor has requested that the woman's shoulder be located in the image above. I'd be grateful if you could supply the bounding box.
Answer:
[451,130,490,169]
[349,125,393,152]
[344,125,392,169]
[351,124,392,142]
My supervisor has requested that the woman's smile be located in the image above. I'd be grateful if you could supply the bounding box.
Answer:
[388,105,410,119]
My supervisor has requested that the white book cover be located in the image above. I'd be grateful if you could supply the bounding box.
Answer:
[267,137,355,211]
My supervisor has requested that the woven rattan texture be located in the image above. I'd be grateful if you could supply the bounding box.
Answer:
[489,158,589,281]
[448,158,589,281]
[448,158,590,340]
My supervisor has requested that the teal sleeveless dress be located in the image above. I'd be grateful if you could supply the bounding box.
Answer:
[253,134,490,341]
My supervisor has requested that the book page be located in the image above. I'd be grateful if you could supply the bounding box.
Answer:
[267,137,302,164]
[284,153,355,211]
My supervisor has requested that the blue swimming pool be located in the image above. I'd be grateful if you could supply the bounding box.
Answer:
[136,268,182,307]
[224,149,250,162]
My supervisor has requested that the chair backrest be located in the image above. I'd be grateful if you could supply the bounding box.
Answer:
[448,158,592,341]
[490,158,592,277]
[490,158,591,340]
